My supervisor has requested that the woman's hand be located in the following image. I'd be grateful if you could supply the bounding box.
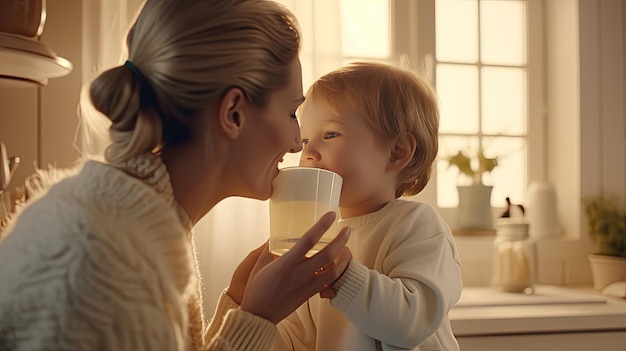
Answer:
[238,211,351,324]
[227,242,272,305]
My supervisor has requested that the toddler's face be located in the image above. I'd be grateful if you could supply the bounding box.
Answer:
[298,94,396,218]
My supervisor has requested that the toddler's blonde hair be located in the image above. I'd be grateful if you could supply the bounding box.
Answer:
[306,61,439,197]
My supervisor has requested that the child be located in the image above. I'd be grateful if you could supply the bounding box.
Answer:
[274,61,462,350]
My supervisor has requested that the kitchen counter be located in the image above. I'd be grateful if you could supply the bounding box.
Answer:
[450,285,626,351]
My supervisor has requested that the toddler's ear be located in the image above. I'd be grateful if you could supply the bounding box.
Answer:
[387,134,416,171]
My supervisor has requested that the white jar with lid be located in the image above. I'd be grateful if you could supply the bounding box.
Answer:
[527,180,560,238]
[491,219,536,293]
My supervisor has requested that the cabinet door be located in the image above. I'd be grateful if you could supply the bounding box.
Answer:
[457,331,626,351]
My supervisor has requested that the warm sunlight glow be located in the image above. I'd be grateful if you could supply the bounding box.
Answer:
[480,0,527,65]
[437,64,480,134]
[435,0,479,63]
[481,67,527,135]
[340,0,389,58]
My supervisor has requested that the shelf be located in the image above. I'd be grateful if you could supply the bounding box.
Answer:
[455,285,606,308]
[0,32,72,87]
[452,228,496,237]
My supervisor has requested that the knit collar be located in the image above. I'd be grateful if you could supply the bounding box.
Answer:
[338,199,400,230]
[111,152,193,231]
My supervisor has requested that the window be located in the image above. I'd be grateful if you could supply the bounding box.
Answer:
[434,0,533,209]
[397,0,544,224]
[279,0,543,218]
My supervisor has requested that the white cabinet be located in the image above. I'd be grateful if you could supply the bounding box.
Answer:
[457,332,626,351]
[450,286,626,351]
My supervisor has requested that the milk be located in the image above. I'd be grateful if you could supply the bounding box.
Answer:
[269,200,339,257]
[268,167,342,257]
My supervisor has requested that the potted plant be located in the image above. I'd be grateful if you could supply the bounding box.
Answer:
[583,194,626,291]
[447,148,499,230]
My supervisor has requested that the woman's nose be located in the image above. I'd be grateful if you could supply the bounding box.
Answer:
[289,127,303,153]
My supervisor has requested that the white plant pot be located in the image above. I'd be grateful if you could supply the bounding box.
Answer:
[456,184,493,230]
[588,254,626,290]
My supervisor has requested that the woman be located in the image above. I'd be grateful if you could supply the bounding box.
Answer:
[0,0,351,350]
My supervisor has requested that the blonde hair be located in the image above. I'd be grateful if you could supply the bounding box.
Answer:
[89,0,300,164]
[307,61,439,197]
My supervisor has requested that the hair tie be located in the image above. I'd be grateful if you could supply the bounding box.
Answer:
[123,59,160,116]
[124,60,159,108]
[122,60,189,145]
[124,60,146,84]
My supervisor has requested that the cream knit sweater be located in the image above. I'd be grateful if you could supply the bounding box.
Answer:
[0,154,275,351]
[275,200,462,351]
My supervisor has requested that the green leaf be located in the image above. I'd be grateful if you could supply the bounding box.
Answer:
[478,148,498,173]
[448,151,474,178]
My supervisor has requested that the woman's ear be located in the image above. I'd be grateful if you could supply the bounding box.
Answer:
[219,88,245,140]
[387,134,417,172]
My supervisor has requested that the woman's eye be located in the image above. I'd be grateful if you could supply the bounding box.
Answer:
[290,113,298,120]
[324,132,339,139]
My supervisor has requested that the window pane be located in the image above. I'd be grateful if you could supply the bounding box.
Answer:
[480,0,527,65]
[481,66,527,135]
[340,0,389,58]
[486,136,526,209]
[437,64,479,134]
[435,0,478,63]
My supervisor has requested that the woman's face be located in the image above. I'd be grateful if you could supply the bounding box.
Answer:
[233,58,304,200]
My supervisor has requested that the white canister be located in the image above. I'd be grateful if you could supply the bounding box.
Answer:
[527,181,560,239]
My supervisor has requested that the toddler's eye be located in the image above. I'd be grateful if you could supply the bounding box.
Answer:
[302,139,309,146]
[324,132,339,139]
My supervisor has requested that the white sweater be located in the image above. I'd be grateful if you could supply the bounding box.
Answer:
[0,155,275,351]
[274,199,462,350]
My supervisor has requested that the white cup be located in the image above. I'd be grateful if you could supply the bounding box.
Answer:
[269,167,343,257]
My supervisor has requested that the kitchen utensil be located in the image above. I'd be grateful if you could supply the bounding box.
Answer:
[0,142,10,191]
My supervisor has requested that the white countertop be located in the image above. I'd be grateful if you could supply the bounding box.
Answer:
[450,285,626,336]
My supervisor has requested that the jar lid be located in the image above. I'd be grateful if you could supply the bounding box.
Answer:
[495,218,529,240]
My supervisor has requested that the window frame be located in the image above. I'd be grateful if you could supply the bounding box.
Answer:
[391,0,545,226]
